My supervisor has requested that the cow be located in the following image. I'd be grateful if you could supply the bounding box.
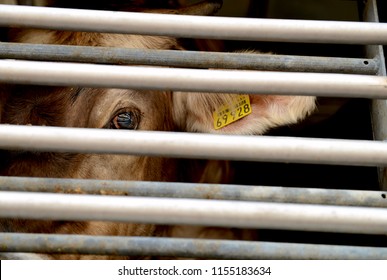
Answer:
[0,0,316,259]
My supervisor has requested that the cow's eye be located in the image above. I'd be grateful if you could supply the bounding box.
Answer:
[110,110,140,130]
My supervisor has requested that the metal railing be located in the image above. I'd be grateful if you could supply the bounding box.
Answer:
[1,177,385,207]
[0,42,378,74]
[2,191,387,234]
[2,125,387,166]
[2,233,387,259]
[0,4,387,43]
[1,60,387,97]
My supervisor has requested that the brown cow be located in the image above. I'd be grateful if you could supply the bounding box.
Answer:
[0,1,316,259]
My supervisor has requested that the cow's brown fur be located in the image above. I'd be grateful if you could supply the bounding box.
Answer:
[0,2,316,259]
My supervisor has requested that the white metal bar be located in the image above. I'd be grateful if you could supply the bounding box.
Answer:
[1,125,387,166]
[0,191,387,234]
[0,4,387,44]
[1,60,387,98]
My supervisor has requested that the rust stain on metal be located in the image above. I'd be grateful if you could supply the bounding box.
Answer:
[194,184,223,199]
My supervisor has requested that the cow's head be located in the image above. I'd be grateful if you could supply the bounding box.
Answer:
[0,0,316,258]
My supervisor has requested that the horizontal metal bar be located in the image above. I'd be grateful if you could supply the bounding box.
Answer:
[1,4,387,44]
[1,176,386,208]
[1,233,387,259]
[1,191,387,234]
[0,42,378,74]
[2,125,387,166]
[0,60,387,98]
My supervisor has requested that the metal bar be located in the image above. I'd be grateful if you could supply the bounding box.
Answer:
[0,191,387,234]
[1,60,387,98]
[1,233,387,259]
[0,42,378,74]
[0,176,386,208]
[2,125,387,166]
[1,4,387,44]
[366,0,387,191]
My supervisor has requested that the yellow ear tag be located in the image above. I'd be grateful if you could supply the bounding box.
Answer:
[213,95,252,130]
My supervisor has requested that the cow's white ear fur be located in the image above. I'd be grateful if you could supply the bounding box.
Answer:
[173,91,316,134]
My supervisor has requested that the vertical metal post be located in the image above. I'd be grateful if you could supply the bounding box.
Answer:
[366,0,387,190]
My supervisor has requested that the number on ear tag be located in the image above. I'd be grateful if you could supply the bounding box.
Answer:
[213,95,252,130]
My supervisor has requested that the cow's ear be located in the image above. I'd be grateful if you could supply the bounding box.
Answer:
[173,91,316,135]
